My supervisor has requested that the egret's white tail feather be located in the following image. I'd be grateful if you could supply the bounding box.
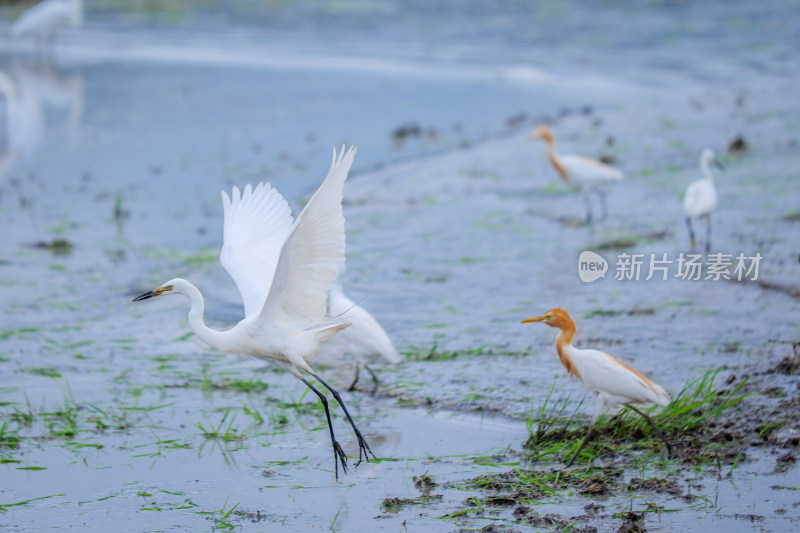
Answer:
[314,321,351,344]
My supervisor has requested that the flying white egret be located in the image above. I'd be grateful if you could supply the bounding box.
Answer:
[10,0,82,42]
[132,146,375,480]
[521,308,672,466]
[528,124,623,223]
[327,276,401,392]
[683,148,723,253]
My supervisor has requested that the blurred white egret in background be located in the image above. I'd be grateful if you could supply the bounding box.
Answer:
[10,0,83,43]
[0,64,83,175]
[327,273,401,393]
[521,308,672,466]
[528,124,623,223]
[133,147,375,480]
[683,148,723,253]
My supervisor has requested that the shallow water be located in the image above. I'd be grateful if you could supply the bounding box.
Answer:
[1,1,800,531]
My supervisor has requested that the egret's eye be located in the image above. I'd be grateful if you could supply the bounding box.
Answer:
[165,285,174,290]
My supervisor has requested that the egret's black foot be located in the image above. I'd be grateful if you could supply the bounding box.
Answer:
[332,439,348,480]
[353,431,376,467]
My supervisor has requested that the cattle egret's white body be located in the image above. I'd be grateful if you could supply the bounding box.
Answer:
[528,124,623,223]
[558,344,670,419]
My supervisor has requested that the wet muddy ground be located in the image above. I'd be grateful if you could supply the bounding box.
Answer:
[1,2,799,532]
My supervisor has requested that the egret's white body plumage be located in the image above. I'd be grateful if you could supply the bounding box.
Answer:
[683,149,722,252]
[559,344,670,420]
[556,154,625,189]
[522,308,673,464]
[683,149,719,218]
[328,281,400,365]
[10,0,83,40]
[133,147,374,478]
[327,278,400,390]
[528,124,623,222]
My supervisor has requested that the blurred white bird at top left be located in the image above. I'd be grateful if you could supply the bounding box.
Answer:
[0,63,83,177]
[9,0,83,44]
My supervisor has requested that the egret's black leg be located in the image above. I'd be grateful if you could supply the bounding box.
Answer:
[685,216,696,251]
[598,190,608,221]
[566,419,597,467]
[627,405,675,459]
[581,189,593,224]
[364,365,380,395]
[313,373,375,466]
[704,215,712,254]
[347,363,361,392]
[299,376,348,480]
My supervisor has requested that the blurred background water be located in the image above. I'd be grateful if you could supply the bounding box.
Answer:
[1,2,799,531]
[0,0,795,217]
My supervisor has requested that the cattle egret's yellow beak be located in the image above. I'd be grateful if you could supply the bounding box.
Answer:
[520,315,547,324]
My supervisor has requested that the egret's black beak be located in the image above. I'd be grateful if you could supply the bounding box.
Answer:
[132,290,157,302]
[714,159,725,172]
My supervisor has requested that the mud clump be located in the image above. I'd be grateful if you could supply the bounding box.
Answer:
[626,477,681,496]
[30,239,73,256]
[769,343,800,375]
[579,476,611,496]
[412,473,438,495]
[380,494,442,513]
[617,511,647,533]
[511,506,576,529]
[728,135,748,152]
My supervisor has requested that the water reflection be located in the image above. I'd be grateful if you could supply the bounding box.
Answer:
[0,58,83,177]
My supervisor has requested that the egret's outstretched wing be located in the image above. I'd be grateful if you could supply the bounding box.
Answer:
[259,146,356,324]
[220,183,293,318]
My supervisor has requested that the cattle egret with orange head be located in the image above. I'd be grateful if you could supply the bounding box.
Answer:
[521,308,673,465]
[132,147,374,480]
[528,124,623,223]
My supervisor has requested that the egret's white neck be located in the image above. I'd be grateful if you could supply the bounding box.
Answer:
[700,157,715,181]
[179,282,234,352]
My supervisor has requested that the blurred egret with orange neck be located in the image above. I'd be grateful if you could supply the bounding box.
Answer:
[528,124,623,223]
